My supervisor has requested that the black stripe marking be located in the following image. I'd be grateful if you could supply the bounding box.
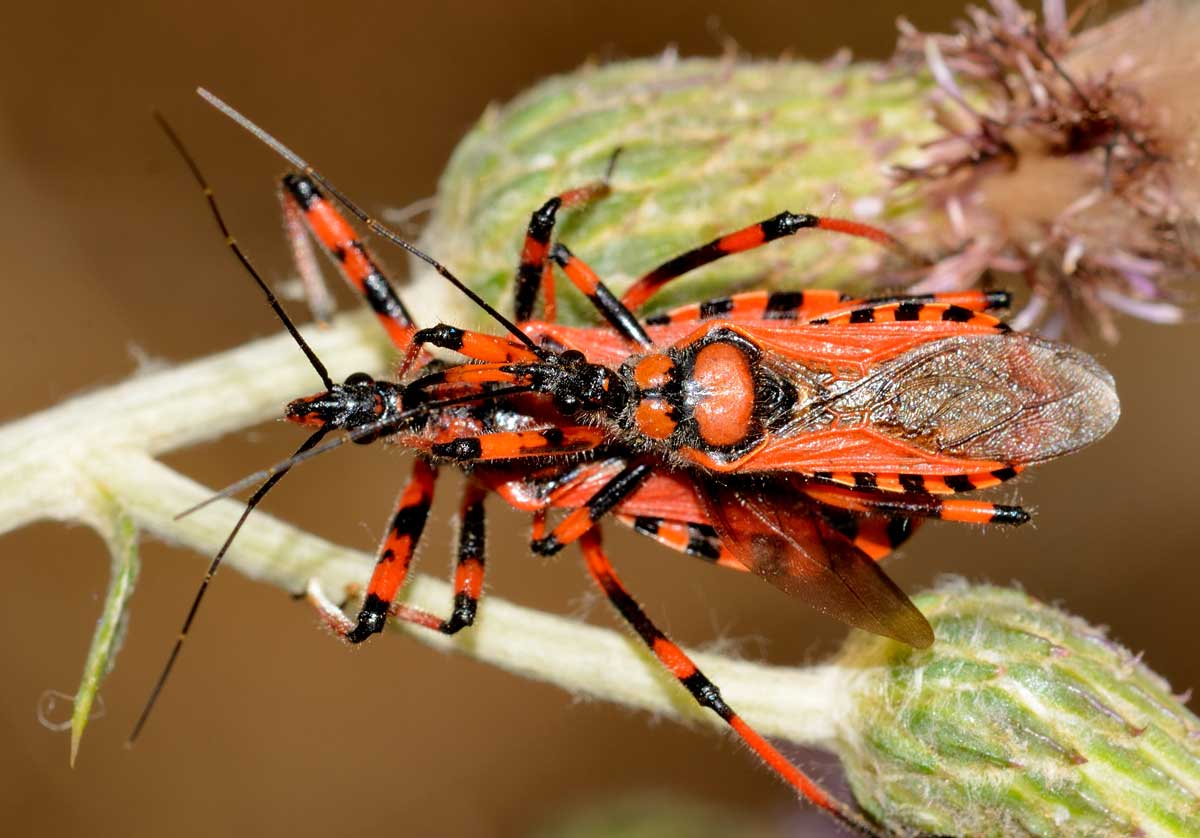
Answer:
[680,671,732,719]
[363,270,414,324]
[849,308,875,324]
[991,505,1031,525]
[941,305,974,323]
[348,593,390,643]
[414,324,465,351]
[895,301,923,321]
[645,313,671,326]
[390,502,431,538]
[442,591,477,635]
[823,508,860,541]
[282,174,319,210]
[684,525,721,560]
[984,290,1011,310]
[527,197,561,244]
[432,437,483,460]
[763,291,802,319]
[991,466,1019,482]
[699,297,734,319]
[944,474,976,493]
[632,516,660,536]
[759,211,817,241]
[458,499,486,560]
[898,473,927,494]
[852,472,878,490]
[531,534,563,556]
[585,463,652,522]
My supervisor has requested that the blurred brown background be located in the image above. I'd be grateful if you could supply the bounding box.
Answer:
[2,2,1192,837]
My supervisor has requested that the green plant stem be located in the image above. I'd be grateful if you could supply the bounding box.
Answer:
[0,310,856,755]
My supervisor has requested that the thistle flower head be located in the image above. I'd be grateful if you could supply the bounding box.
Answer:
[835,583,1200,837]
[893,1,1200,341]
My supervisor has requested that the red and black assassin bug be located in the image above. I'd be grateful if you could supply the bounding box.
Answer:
[136,91,1119,836]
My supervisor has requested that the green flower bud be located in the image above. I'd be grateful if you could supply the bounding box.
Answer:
[408,56,938,329]
[835,584,1200,837]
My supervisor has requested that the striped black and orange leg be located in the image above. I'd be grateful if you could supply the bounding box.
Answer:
[856,289,1010,312]
[389,481,488,635]
[813,466,1027,505]
[802,482,1030,526]
[644,288,853,327]
[427,427,607,463]
[409,324,541,364]
[513,150,621,323]
[280,174,416,351]
[642,288,1011,328]
[577,528,880,835]
[817,507,923,562]
[343,458,437,643]
[550,244,652,347]
[806,299,1009,331]
[309,480,489,639]
[619,212,909,313]
[617,514,747,571]
[531,462,652,555]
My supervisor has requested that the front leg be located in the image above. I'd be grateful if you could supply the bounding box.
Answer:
[309,480,489,638]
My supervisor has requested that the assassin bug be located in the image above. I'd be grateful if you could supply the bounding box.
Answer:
[137,91,1119,836]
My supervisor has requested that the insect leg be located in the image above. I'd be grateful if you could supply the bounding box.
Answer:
[281,174,417,351]
[803,483,1030,526]
[855,289,1011,312]
[513,151,621,323]
[643,288,1011,327]
[316,481,489,637]
[816,508,924,562]
[807,299,1007,330]
[408,324,541,363]
[620,212,908,312]
[816,466,1027,499]
[577,528,881,835]
[343,458,438,643]
[617,515,747,571]
[426,427,607,463]
[531,462,653,555]
[644,288,853,326]
[550,243,652,347]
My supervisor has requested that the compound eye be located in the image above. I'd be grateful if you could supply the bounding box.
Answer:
[344,371,374,387]
[560,349,586,365]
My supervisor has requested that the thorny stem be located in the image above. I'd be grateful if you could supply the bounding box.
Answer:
[0,309,857,754]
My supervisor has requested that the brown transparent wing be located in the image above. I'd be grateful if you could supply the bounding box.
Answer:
[700,481,933,648]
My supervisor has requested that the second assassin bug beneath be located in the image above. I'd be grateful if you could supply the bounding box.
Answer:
[136,90,1119,836]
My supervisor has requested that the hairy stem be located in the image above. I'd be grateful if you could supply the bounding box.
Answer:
[0,310,854,754]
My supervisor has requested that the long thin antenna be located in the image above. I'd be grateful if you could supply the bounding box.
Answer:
[154,111,334,391]
[196,88,545,358]
[173,384,538,521]
[128,425,331,744]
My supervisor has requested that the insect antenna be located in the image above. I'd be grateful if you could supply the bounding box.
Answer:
[128,424,331,744]
[153,111,334,391]
[196,88,547,359]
